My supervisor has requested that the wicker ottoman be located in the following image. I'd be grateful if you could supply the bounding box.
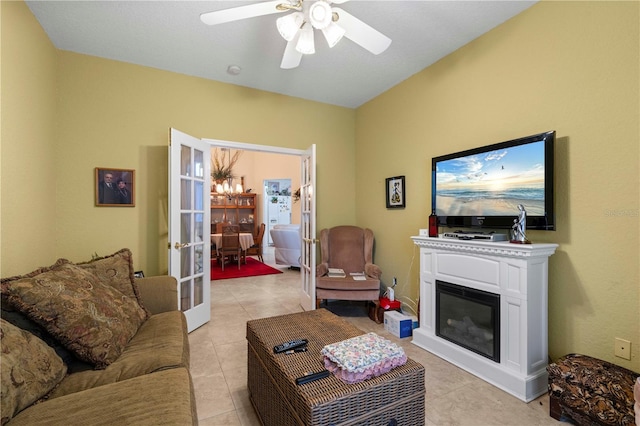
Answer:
[547,353,639,425]
[247,309,425,426]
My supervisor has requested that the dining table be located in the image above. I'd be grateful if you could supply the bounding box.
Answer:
[210,232,255,254]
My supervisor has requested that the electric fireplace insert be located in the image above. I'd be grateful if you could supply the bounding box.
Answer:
[436,280,500,362]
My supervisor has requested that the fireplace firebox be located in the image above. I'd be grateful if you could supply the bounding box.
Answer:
[436,280,500,362]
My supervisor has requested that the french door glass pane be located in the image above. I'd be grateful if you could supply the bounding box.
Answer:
[181,213,191,244]
[180,280,191,311]
[195,181,203,210]
[181,145,191,176]
[180,245,191,278]
[195,213,203,245]
[181,179,191,210]
[194,149,204,179]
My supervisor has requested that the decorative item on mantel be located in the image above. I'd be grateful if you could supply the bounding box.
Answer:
[211,148,243,197]
[510,204,531,244]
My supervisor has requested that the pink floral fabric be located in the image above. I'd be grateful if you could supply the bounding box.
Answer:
[321,332,407,384]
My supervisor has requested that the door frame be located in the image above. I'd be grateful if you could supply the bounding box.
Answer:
[203,138,315,308]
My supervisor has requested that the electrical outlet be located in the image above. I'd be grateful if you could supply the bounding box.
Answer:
[614,338,631,360]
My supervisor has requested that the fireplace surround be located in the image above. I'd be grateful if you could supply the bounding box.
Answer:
[411,236,558,402]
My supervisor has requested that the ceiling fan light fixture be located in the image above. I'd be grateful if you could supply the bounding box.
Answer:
[308,1,332,29]
[276,11,304,41]
[321,22,345,48]
[295,23,315,55]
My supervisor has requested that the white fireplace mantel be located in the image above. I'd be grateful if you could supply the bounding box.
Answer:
[411,236,558,402]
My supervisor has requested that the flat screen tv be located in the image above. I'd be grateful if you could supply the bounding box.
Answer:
[432,130,555,230]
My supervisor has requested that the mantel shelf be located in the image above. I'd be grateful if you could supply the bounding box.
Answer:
[411,236,558,259]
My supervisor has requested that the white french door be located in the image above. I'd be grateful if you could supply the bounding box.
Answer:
[169,128,211,332]
[299,144,316,310]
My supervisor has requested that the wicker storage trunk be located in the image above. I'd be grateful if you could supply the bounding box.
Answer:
[247,309,425,426]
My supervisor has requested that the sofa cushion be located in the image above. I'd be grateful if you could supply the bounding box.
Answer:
[1,260,147,369]
[7,368,197,426]
[75,248,150,318]
[0,304,92,374]
[47,310,189,399]
[0,319,67,425]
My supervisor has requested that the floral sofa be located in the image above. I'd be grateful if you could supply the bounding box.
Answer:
[1,249,196,425]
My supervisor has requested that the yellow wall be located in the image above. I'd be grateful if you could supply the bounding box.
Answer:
[2,0,638,370]
[53,50,355,275]
[356,1,639,369]
[0,0,58,276]
[1,0,356,277]
[219,149,302,226]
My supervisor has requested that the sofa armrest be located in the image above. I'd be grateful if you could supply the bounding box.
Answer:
[135,275,179,315]
[365,263,382,280]
[316,263,328,277]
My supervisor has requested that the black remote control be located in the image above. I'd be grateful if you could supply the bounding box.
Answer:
[295,370,330,385]
[273,339,308,354]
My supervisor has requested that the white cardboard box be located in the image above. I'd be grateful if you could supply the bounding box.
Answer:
[384,311,413,338]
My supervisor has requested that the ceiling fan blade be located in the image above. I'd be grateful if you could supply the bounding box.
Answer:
[201,0,285,26]
[281,38,303,69]
[331,7,391,55]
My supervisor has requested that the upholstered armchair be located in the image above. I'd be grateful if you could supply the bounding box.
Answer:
[316,226,382,307]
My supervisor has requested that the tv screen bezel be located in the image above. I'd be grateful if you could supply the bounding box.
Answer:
[431,130,555,231]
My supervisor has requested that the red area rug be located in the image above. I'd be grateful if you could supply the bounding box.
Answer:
[211,257,283,280]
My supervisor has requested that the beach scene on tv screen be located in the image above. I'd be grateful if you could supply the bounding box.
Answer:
[436,141,545,216]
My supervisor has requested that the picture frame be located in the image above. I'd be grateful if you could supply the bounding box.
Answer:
[95,167,135,207]
[385,176,405,209]
[267,181,280,195]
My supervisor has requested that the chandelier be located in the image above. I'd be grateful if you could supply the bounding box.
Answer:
[216,180,243,196]
[212,148,243,197]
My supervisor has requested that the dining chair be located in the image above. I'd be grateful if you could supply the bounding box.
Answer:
[218,225,241,271]
[244,223,266,263]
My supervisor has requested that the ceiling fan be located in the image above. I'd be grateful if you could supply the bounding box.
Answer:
[200,0,391,69]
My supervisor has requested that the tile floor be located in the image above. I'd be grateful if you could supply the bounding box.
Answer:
[189,248,561,425]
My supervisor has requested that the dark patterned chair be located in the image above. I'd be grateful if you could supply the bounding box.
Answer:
[547,353,639,425]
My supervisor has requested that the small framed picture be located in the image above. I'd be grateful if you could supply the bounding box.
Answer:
[385,176,405,209]
[95,167,135,207]
[267,181,280,195]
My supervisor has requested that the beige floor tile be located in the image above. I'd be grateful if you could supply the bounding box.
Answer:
[198,410,242,426]
[193,371,237,420]
[191,249,560,425]
[215,340,249,373]
[236,406,262,426]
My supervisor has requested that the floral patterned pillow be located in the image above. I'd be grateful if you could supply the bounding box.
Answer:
[75,248,149,318]
[1,319,67,425]
[1,259,147,369]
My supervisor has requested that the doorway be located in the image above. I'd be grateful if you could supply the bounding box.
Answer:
[202,138,317,310]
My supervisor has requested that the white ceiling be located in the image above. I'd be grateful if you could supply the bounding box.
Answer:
[26,1,537,108]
